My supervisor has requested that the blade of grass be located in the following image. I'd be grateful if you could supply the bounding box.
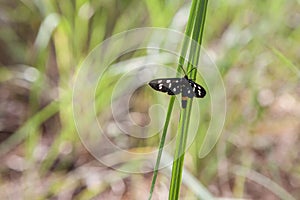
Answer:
[0,100,59,157]
[233,165,296,200]
[268,46,300,78]
[169,0,209,199]
[148,1,199,199]
[148,98,175,200]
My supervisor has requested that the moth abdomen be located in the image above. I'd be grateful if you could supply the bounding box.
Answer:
[181,96,188,108]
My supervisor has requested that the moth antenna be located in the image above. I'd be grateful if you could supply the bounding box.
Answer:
[178,65,187,76]
[187,67,197,77]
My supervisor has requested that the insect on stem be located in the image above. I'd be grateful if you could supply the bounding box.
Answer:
[148,66,206,108]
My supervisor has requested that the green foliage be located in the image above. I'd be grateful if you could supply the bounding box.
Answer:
[0,0,299,199]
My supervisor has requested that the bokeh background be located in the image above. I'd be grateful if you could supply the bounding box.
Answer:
[0,0,299,199]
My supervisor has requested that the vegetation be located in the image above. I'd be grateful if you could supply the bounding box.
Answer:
[0,0,299,199]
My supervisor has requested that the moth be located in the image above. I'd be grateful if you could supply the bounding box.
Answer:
[148,67,206,108]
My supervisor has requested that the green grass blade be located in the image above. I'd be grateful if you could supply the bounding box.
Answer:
[0,100,59,157]
[169,0,209,199]
[148,1,200,199]
[233,165,296,200]
[269,46,300,78]
[148,98,175,200]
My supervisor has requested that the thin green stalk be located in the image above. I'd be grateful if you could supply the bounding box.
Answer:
[148,0,208,199]
[169,107,189,200]
[169,0,208,199]
[148,98,175,200]
[148,1,199,199]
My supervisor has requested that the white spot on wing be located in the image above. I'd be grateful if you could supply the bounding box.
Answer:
[166,80,171,83]
[176,80,179,83]
[158,80,162,83]
[159,84,163,89]
[168,83,171,88]
[173,88,176,92]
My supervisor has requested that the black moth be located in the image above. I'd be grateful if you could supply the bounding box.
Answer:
[149,68,206,108]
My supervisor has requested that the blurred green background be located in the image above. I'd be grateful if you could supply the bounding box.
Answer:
[0,0,299,199]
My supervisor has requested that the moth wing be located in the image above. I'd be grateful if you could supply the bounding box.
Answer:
[149,78,181,95]
[188,79,206,98]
